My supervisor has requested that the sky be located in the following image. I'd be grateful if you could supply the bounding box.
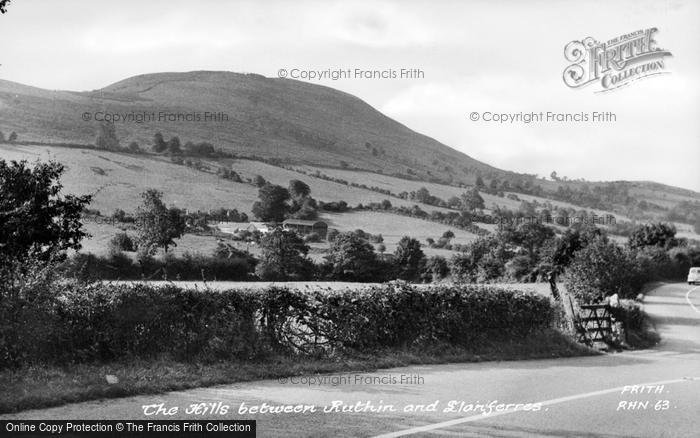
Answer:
[1,0,699,191]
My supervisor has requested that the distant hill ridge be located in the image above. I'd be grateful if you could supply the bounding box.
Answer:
[0,71,698,217]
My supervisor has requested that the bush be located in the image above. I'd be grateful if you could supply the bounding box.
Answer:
[0,257,66,367]
[255,229,313,281]
[564,237,638,302]
[59,252,255,281]
[111,209,134,223]
[50,284,261,363]
[252,283,553,353]
[326,228,340,242]
[324,231,378,281]
[109,232,135,252]
[394,236,425,281]
[423,256,449,282]
[610,300,660,349]
[127,141,141,153]
[1,282,555,367]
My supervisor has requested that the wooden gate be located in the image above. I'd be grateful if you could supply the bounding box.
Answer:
[569,299,613,347]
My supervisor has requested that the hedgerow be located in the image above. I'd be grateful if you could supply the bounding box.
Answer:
[58,252,255,282]
[0,282,554,368]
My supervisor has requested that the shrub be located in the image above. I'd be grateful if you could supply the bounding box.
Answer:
[109,232,135,252]
[324,231,378,281]
[610,300,660,349]
[564,237,638,302]
[111,209,134,223]
[273,283,554,352]
[255,229,313,281]
[423,256,449,282]
[59,252,255,281]
[668,246,700,278]
[0,257,66,367]
[253,175,267,187]
[628,222,677,250]
[1,282,555,367]
[504,255,532,281]
[326,228,340,242]
[394,236,425,281]
[127,141,141,153]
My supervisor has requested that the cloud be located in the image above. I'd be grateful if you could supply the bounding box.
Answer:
[317,2,435,48]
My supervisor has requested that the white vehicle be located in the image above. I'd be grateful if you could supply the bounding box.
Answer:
[688,267,700,285]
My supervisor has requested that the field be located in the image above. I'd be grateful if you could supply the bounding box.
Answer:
[3,144,699,263]
[79,220,223,257]
[321,211,479,256]
[80,210,483,261]
[0,144,458,216]
[295,165,636,222]
[221,158,455,212]
[1,144,485,260]
[0,144,260,215]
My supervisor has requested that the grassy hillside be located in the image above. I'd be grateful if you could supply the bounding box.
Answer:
[0,71,502,184]
[2,144,477,260]
[0,144,259,214]
[1,70,698,245]
[294,164,636,221]
[321,211,480,256]
[3,144,699,256]
[0,143,456,215]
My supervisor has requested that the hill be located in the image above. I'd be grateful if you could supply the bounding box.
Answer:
[0,71,504,184]
[0,71,698,228]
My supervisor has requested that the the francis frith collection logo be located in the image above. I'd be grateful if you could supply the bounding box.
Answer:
[563,28,672,92]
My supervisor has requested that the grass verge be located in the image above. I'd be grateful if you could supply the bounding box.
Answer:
[0,329,594,414]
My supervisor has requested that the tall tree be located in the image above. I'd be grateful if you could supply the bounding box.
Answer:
[511,221,555,260]
[252,184,290,222]
[287,179,318,220]
[152,132,167,153]
[255,229,311,280]
[424,255,449,282]
[135,189,186,255]
[167,136,182,155]
[628,222,677,250]
[394,236,425,281]
[325,231,377,281]
[288,179,311,199]
[0,160,91,265]
[461,188,484,211]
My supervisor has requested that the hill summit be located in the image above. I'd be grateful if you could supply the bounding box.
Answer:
[0,71,501,185]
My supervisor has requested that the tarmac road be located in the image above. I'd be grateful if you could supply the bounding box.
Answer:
[3,283,699,437]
